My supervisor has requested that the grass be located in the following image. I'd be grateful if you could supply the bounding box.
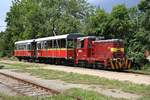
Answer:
[0,88,122,100]
[0,61,150,99]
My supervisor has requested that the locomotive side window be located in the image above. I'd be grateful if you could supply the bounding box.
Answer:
[81,40,84,48]
[77,40,84,48]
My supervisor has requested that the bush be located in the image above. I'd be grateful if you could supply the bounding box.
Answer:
[142,63,150,70]
[0,51,5,57]
[127,49,149,70]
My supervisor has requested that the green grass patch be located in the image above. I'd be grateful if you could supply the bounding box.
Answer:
[0,88,122,100]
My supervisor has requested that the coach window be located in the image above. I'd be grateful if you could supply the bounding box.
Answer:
[18,45,20,50]
[27,44,31,50]
[15,45,17,50]
[60,39,66,48]
[47,40,52,49]
[37,43,41,50]
[57,39,61,48]
[44,41,47,49]
[54,40,59,48]
[41,42,45,49]
[24,45,27,50]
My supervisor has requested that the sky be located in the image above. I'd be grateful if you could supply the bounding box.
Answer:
[0,0,141,32]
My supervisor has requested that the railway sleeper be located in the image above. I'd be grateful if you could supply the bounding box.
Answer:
[25,92,51,96]
[13,85,33,89]
[20,89,47,94]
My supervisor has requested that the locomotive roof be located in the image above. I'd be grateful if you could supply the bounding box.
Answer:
[15,39,35,44]
[95,39,123,43]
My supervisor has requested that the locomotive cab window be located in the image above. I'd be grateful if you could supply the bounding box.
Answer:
[67,40,74,48]
[88,38,95,48]
[77,39,84,48]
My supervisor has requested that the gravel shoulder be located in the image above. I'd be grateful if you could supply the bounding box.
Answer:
[0,60,150,85]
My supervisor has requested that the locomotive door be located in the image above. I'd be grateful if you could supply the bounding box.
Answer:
[76,38,86,60]
[87,38,95,58]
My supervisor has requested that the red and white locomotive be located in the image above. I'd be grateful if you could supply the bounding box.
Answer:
[14,33,132,70]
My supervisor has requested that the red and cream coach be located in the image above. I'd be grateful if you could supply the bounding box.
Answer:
[14,33,132,70]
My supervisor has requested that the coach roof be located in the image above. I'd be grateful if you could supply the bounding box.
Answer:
[15,39,35,44]
[35,33,83,42]
[15,33,83,44]
[35,34,68,42]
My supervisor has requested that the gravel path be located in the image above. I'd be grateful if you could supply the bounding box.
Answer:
[0,69,141,100]
[0,83,19,96]
[0,60,150,85]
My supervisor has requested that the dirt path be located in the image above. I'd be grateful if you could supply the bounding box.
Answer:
[0,69,141,100]
[0,60,150,85]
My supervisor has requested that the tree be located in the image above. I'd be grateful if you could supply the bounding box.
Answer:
[110,4,131,39]
[83,9,110,37]
[4,0,93,55]
[131,0,150,52]
[127,0,150,64]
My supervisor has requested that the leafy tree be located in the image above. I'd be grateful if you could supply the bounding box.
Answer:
[127,0,150,64]
[4,0,93,55]
[83,9,110,37]
[110,4,131,39]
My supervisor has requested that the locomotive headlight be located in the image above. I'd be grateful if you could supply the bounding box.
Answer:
[111,48,124,52]
[111,48,117,52]
[120,48,124,52]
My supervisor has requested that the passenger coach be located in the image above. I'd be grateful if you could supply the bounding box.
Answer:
[14,33,83,64]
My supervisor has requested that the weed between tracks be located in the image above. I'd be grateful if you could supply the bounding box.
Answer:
[0,88,122,100]
[0,61,150,100]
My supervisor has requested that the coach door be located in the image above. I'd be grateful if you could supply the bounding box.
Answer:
[31,41,37,58]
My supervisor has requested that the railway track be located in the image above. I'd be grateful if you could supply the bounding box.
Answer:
[0,72,83,100]
[0,72,59,97]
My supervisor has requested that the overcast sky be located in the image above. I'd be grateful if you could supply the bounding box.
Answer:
[0,0,141,32]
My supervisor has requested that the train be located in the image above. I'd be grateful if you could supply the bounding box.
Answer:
[14,33,132,70]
